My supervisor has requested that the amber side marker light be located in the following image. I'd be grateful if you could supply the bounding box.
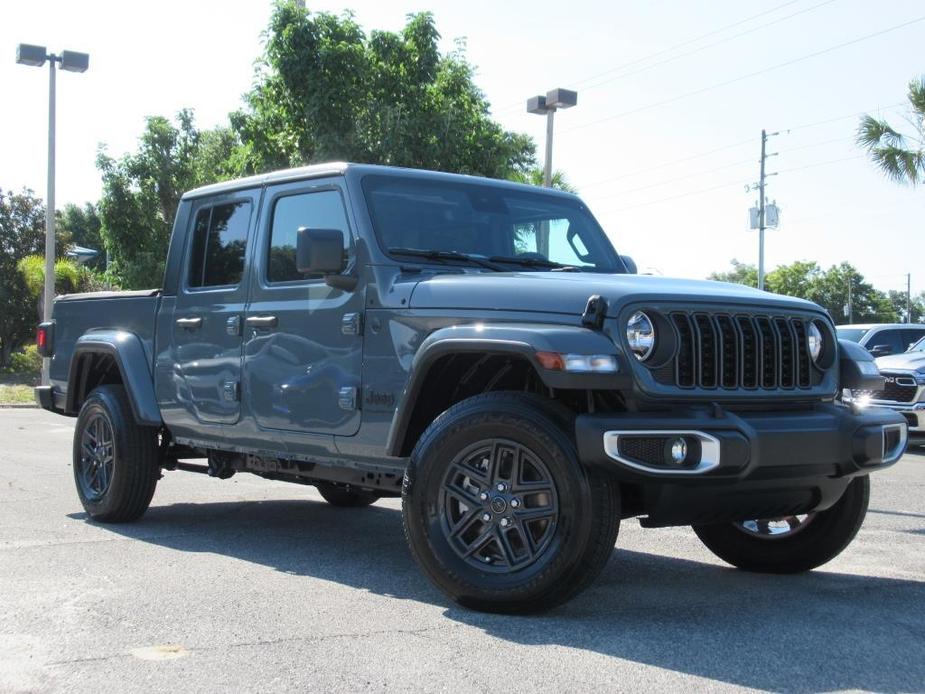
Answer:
[535,351,618,373]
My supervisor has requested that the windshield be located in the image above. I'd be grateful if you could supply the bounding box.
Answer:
[361,175,623,272]
[910,337,925,352]
[836,327,869,343]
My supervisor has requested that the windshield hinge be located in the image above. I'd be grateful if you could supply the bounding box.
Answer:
[581,295,608,330]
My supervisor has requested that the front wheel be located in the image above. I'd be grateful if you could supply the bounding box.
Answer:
[693,475,870,573]
[402,392,621,614]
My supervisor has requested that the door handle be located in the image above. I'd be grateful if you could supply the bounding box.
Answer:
[245,315,278,328]
[175,316,203,329]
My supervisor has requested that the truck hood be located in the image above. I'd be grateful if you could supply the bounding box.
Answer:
[875,351,925,372]
[407,272,820,317]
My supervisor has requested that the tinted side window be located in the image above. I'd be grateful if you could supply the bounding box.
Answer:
[188,201,252,288]
[267,190,350,283]
[867,329,904,355]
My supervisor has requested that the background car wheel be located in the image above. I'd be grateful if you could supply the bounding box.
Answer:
[315,482,380,508]
[402,392,620,614]
[72,385,160,522]
[693,475,870,573]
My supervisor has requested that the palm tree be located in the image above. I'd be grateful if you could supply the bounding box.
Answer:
[857,77,925,185]
[509,167,577,193]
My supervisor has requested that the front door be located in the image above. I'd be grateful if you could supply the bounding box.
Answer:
[170,190,259,426]
[243,179,363,437]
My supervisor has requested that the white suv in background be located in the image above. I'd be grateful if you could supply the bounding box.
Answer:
[837,323,925,357]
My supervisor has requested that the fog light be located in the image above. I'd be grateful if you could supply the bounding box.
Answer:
[668,437,687,465]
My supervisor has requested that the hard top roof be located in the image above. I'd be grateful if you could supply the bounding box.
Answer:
[182,162,580,201]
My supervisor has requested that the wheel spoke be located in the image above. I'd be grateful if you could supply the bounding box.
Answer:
[462,528,494,558]
[513,519,537,556]
[97,462,110,493]
[513,505,556,523]
[449,507,482,538]
[494,527,516,567]
[445,472,483,508]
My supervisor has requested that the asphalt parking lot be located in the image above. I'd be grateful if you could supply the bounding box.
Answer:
[1,408,923,693]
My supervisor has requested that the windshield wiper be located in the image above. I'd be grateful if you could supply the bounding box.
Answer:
[388,247,504,271]
[489,255,582,272]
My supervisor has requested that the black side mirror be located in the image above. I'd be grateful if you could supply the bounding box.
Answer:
[297,227,346,275]
[621,255,638,274]
[869,344,892,357]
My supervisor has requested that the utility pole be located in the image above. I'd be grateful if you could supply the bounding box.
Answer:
[847,278,853,324]
[907,273,912,323]
[750,129,777,291]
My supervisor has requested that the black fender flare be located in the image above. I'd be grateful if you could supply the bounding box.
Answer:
[385,323,631,456]
[66,330,162,426]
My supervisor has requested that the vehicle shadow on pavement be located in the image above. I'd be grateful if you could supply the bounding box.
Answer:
[74,498,925,692]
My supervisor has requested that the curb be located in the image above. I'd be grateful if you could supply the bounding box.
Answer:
[0,403,38,409]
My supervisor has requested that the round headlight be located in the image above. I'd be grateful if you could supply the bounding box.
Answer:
[807,322,823,362]
[626,311,656,361]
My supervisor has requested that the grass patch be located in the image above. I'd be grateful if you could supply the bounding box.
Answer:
[0,383,35,406]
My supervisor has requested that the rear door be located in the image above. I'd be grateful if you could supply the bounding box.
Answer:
[170,190,259,426]
[242,179,363,437]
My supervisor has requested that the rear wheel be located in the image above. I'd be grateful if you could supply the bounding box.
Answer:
[693,475,870,573]
[72,385,160,522]
[402,392,620,614]
[315,482,380,508]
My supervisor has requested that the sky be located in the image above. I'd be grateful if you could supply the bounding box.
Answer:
[3,0,924,296]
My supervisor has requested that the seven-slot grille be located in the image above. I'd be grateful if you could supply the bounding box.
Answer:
[665,312,816,390]
[858,373,918,403]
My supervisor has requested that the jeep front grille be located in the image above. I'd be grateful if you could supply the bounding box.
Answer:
[666,312,816,391]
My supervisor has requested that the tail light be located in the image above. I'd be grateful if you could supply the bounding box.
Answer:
[36,321,54,357]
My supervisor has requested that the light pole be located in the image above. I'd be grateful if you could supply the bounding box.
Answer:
[16,43,89,384]
[527,88,577,188]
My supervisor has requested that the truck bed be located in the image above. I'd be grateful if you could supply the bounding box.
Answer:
[49,289,162,389]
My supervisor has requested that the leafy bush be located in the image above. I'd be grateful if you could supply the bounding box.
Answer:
[1,344,41,376]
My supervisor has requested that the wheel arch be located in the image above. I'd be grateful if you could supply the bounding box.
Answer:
[65,331,162,427]
[385,323,629,457]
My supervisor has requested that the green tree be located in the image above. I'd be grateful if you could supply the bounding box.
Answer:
[0,189,45,367]
[230,3,535,178]
[857,77,925,185]
[57,202,104,271]
[708,259,758,287]
[886,289,925,324]
[96,110,235,288]
[708,259,897,323]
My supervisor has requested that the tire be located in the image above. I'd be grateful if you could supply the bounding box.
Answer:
[315,482,380,508]
[693,475,870,573]
[72,385,160,522]
[402,392,621,614]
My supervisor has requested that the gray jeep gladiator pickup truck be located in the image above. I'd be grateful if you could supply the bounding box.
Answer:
[35,163,907,613]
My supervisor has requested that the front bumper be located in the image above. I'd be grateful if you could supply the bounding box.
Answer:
[862,401,925,436]
[575,403,907,527]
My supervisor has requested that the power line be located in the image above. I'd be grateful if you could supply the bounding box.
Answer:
[577,0,840,94]
[590,157,755,197]
[576,102,903,193]
[596,152,868,212]
[578,138,754,188]
[776,153,865,174]
[560,16,925,135]
[491,0,807,114]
